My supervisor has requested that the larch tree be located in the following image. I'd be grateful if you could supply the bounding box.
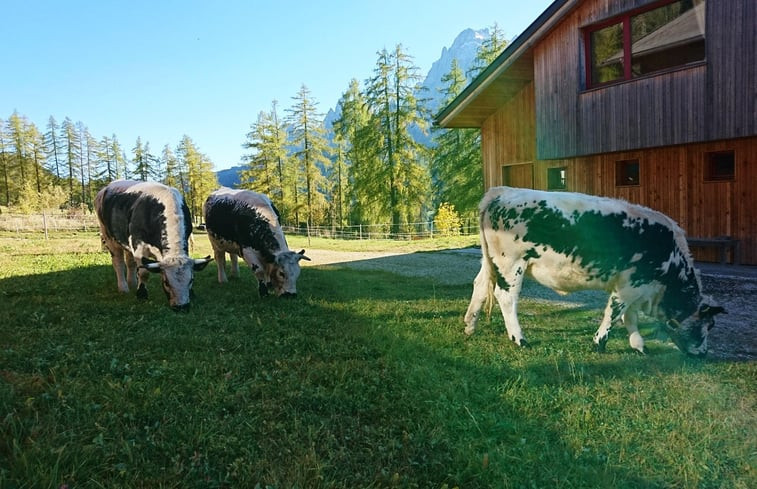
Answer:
[177,135,217,222]
[287,84,331,228]
[466,23,509,78]
[60,117,80,203]
[364,45,431,235]
[45,116,63,181]
[0,119,11,205]
[431,58,483,219]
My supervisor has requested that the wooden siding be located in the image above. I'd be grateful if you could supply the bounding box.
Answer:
[533,0,757,159]
[481,81,536,188]
[524,137,757,264]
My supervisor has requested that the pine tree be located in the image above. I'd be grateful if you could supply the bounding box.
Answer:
[45,116,63,181]
[432,58,483,218]
[287,84,331,228]
[364,45,431,236]
[60,117,80,203]
[177,135,217,223]
[132,137,150,181]
[467,23,509,78]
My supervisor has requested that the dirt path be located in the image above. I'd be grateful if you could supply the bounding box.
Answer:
[303,248,756,361]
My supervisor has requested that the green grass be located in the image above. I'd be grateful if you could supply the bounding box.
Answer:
[0,232,755,488]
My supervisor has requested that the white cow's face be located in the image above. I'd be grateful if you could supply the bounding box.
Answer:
[144,256,212,311]
[666,301,725,357]
[268,250,310,297]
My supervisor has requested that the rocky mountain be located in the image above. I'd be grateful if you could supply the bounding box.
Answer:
[218,27,488,188]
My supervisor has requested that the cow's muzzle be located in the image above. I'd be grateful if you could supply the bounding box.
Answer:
[171,303,191,313]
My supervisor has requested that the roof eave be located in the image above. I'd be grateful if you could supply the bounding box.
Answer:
[434,0,577,128]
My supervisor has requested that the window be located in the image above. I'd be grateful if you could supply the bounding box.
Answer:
[705,150,735,182]
[616,159,640,186]
[547,167,567,190]
[585,0,706,88]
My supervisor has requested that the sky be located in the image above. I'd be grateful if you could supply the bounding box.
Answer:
[3,1,553,171]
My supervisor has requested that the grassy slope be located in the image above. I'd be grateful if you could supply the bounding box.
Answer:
[0,232,754,488]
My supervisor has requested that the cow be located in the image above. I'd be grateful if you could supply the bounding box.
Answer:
[94,180,212,311]
[464,186,725,357]
[203,187,310,297]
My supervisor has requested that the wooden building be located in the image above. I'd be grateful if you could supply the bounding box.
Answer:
[435,0,756,265]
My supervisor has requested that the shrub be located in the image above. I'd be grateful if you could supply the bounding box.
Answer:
[434,202,462,237]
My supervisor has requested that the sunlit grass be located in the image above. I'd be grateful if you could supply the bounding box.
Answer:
[1,232,755,488]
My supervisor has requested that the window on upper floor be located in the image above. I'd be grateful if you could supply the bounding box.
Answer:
[584,0,706,89]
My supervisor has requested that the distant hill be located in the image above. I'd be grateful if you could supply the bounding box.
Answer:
[217,27,488,186]
[216,165,243,187]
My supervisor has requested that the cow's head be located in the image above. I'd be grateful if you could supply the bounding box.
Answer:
[142,255,213,311]
[266,249,310,298]
[665,299,726,357]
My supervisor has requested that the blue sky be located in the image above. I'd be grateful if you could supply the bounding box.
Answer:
[3,1,552,171]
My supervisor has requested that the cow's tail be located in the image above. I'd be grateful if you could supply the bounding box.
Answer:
[477,202,497,320]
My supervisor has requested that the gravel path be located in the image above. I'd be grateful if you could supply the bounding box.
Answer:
[305,248,756,361]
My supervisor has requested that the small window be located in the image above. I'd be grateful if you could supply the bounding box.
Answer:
[705,151,735,181]
[547,167,567,190]
[616,159,640,186]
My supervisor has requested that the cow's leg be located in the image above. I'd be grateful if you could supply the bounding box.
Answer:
[594,290,642,352]
[463,266,493,335]
[135,260,150,300]
[623,305,645,354]
[229,253,240,278]
[213,248,228,283]
[492,260,528,347]
[103,239,129,293]
[124,250,138,290]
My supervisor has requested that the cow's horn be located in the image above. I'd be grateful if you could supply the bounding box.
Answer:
[666,318,681,330]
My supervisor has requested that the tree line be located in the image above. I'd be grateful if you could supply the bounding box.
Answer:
[0,25,507,233]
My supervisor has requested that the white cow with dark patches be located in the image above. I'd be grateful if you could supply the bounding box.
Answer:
[95,180,212,311]
[465,186,725,357]
[203,187,310,297]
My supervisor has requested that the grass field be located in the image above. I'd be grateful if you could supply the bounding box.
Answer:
[1,231,755,488]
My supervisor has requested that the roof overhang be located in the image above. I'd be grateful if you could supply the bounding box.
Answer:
[434,0,578,128]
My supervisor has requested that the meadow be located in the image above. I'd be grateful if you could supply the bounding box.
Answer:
[0,231,755,488]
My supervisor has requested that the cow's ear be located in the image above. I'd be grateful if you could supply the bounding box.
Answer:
[297,249,311,261]
[193,256,213,271]
[140,257,162,273]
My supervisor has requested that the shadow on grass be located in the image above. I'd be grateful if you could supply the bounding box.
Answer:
[0,261,751,488]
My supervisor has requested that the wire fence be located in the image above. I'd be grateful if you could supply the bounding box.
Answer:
[0,212,99,233]
[0,213,481,241]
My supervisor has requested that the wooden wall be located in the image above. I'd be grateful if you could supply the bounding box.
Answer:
[526,137,757,264]
[532,0,757,159]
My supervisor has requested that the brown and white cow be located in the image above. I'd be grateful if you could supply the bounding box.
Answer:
[95,180,212,311]
[464,186,725,357]
[203,187,310,297]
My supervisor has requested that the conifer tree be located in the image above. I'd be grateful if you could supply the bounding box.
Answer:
[177,135,217,222]
[467,23,509,78]
[287,84,331,228]
[60,117,80,203]
[432,58,483,218]
[45,116,63,181]
[0,119,11,205]
[162,144,182,189]
[364,45,431,235]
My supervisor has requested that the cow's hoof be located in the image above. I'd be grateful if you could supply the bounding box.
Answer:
[516,338,530,348]
[632,346,647,355]
[594,340,608,353]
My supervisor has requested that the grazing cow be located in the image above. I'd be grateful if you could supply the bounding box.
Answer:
[203,187,310,297]
[95,180,212,311]
[464,186,725,357]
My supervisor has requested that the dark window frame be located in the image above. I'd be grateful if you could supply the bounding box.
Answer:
[704,150,735,182]
[547,167,567,190]
[615,159,641,187]
[583,0,706,89]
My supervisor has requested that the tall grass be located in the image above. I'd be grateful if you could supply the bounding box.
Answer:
[0,232,755,488]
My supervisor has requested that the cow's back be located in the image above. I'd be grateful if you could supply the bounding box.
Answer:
[96,180,192,255]
[204,188,286,259]
[481,186,694,290]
